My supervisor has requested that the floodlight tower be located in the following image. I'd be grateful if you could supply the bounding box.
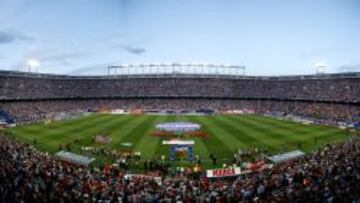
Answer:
[314,61,327,74]
[27,59,39,73]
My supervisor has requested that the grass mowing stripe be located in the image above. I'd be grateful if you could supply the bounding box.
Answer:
[246,115,332,135]
[111,116,159,152]
[299,131,347,152]
[227,115,323,151]
[63,115,148,164]
[13,114,113,139]
[192,116,234,158]
[43,115,121,145]
[43,114,104,132]
[38,114,100,130]
[216,116,263,146]
[228,115,331,142]
[14,115,121,152]
[31,115,126,152]
[245,115,347,143]
[71,115,142,166]
[293,128,345,142]
[73,115,135,146]
[109,115,150,148]
[134,116,168,159]
[252,115,333,131]
[227,115,298,141]
[14,114,100,133]
[214,115,281,151]
[43,114,118,140]
[229,115,346,152]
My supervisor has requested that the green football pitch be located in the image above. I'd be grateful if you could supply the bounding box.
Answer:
[8,114,348,168]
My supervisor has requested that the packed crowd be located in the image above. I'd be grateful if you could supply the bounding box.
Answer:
[1,73,359,102]
[1,98,358,123]
[1,72,359,125]
[1,134,359,202]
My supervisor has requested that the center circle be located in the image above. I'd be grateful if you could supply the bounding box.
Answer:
[155,122,201,133]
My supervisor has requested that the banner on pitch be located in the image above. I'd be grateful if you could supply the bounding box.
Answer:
[206,167,241,178]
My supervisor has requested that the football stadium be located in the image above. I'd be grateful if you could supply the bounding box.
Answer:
[1,1,360,202]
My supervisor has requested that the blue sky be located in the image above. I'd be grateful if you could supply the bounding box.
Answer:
[0,0,359,75]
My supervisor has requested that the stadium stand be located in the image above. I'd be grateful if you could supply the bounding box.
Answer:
[0,70,360,202]
[0,70,359,124]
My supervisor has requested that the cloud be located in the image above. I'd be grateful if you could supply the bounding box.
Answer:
[122,45,146,55]
[111,39,149,55]
[0,30,34,44]
[0,32,14,43]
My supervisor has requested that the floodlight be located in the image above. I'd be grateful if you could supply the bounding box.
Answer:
[27,59,39,68]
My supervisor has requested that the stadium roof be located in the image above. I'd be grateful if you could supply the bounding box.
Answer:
[1,69,359,80]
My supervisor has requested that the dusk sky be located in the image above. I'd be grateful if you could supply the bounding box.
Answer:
[0,0,359,75]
